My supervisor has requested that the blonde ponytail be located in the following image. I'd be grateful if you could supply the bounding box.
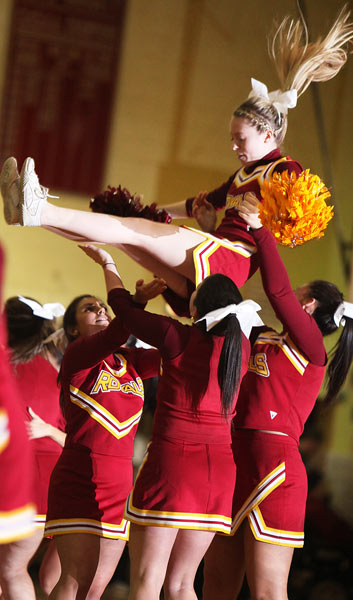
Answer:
[234,6,353,145]
[270,6,353,97]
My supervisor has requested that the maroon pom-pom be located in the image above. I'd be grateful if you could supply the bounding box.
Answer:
[90,186,172,223]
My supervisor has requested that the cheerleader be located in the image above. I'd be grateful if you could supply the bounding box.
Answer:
[1,9,352,316]
[202,195,353,600]
[0,245,36,600]
[0,349,37,600]
[80,243,262,600]
[4,295,66,596]
[45,269,162,599]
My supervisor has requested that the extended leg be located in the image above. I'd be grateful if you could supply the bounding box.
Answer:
[41,204,203,279]
[118,244,190,298]
[44,228,191,298]
[1,157,204,291]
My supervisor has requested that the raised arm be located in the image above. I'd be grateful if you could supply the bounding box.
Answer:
[239,197,326,364]
[162,199,189,219]
[78,244,124,296]
[78,244,167,305]
[79,244,188,360]
[108,288,190,360]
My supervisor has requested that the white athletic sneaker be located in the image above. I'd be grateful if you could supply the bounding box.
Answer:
[19,157,49,226]
[0,157,20,224]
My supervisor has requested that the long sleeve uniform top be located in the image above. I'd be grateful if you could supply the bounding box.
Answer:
[234,227,327,443]
[61,297,160,457]
[108,288,251,444]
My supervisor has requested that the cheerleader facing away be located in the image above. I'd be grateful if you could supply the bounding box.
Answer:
[79,243,263,600]
[3,295,66,597]
[43,269,163,600]
[1,8,353,312]
[0,244,36,600]
[0,347,37,600]
[202,194,353,600]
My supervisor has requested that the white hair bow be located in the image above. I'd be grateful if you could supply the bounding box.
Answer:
[333,301,353,327]
[18,296,65,320]
[249,78,297,119]
[195,299,263,338]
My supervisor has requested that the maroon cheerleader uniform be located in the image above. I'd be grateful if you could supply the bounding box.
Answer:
[44,303,160,540]
[231,226,326,547]
[164,149,302,316]
[0,246,35,543]
[108,289,251,534]
[13,355,65,529]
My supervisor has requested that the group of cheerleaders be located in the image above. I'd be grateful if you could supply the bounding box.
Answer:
[1,7,353,600]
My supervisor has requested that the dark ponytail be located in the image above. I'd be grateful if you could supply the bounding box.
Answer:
[325,317,353,405]
[309,281,353,405]
[214,315,242,418]
[194,274,243,418]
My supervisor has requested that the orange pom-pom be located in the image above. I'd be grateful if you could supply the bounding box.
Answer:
[259,169,334,247]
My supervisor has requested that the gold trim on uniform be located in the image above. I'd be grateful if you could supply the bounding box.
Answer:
[231,461,304,547]
[255,331,308,376]
[184,226,256,287]
[44,516,130,540]
[70,386,143,440]
[124,452,232,533]
[0,504,36,543]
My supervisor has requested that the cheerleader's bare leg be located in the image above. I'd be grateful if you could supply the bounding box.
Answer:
[48,534,125,600]
[43,227,191,298]
[163,529,216,600]
[0,529,43,600]
[41,203,202,284]
[243,521,293,600]
[115,244,191,297]
[128,524,215,600]
[202,525,246,600]
[128,524,179,600]
[38,539,61,597]
[203,520,294,600]
[3,157,203,295]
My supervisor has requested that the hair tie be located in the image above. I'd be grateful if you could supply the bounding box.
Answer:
[333,301,353,327]
[195,300,263,338]
[249,78,297,121]
[18,296,65,320]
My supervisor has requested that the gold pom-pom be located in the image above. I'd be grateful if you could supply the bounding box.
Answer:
[259,169,334,247]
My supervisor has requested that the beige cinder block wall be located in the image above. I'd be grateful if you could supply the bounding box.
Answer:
[0,0,352,518]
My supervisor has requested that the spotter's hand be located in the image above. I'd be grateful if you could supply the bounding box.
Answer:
[238,192,262,230]
[192,192,217,233]
[79,244,115,267]
[133,277,167,304]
